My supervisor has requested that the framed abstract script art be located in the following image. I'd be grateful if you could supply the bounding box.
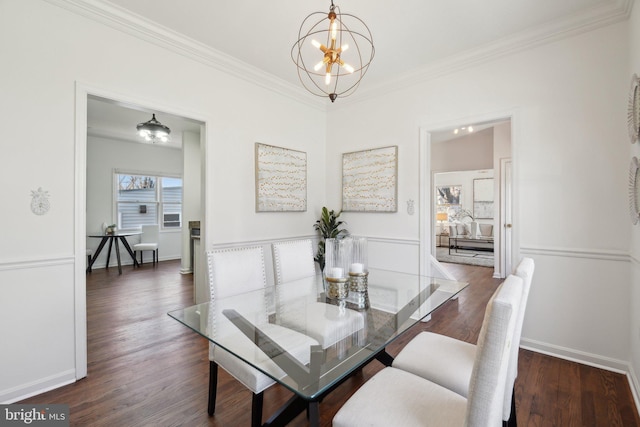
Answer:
[342,146,398,212]
[255,143,307,212]
[473,178,494,219]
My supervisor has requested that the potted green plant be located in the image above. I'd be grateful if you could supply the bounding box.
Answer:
[313,207,349,270]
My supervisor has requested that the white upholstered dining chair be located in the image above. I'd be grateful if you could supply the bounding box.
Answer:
[333,274,523,427]
[132,224,159,265]
[206,246,318,427]
[271,239,364,349]
[391,257,535,427]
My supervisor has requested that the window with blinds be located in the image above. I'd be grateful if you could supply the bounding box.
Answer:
[116,173,182,230]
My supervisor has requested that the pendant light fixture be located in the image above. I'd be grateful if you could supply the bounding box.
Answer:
[136,114,171,143]
[291,0,374,102]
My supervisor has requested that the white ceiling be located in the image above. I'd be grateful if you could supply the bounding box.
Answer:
[87,96,201,148]
[86,0,625,145]
[103,0,618,88]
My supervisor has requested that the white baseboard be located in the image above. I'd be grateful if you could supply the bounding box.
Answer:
[89,255,181,270]
[1,370,76,404]
[520,337,629,374]
[627,364,640,417]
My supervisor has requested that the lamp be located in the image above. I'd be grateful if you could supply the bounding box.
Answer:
[436,212,449,235]
[291,0,375,103]
[436,212,448,222]
[136,114,171,143]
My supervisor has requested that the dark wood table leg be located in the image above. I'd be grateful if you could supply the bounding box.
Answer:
[374,348,394,367]
[105,237,114,269]
[87,236,108,273]
[114,238,122,275]
[262,395,308,427]
[119,236,140,267]
[308,401,320,427]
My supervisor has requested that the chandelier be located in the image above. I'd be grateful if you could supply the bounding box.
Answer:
[291,1,375,102]
[136,114,171,143]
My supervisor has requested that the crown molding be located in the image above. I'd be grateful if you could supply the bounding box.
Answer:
[43,0,325,110]
[337,0,635,108]
[43,0,633,111]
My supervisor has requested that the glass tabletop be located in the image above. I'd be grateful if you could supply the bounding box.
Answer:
[87,231,142,238]
[168,268,467,400]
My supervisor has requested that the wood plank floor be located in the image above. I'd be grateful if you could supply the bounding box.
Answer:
[20,260,640,426]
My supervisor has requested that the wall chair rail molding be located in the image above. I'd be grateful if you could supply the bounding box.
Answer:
[0,256,75,272]
[520,245,629,263]
[209,235,319,251]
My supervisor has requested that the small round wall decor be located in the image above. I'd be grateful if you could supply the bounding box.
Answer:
[30,187,50,215]
[628,74,640,144]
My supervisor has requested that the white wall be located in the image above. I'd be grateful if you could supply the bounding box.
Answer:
[86,136,183,268]
[0,0,325,402]
[628,0,640,399]
[431,127,494,172]
[327,21,631,372]
[182,130,202,274]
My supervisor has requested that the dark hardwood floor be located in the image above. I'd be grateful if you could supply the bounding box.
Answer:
[21,260,640,426]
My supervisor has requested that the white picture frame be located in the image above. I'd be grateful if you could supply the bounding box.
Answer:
[473,178,494,219]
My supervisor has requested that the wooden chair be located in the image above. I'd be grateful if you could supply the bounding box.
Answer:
[333,274,523,427]
[206,246,318,427]
[391,257,535,426]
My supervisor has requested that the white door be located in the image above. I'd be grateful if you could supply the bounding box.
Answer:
[501,159,513,275]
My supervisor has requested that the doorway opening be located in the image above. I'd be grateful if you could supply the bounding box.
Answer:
[419,116,513,280]
[74,84,208,379]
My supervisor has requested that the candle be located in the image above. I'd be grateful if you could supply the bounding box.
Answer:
[350,263,364,274]
[329,267,344,278]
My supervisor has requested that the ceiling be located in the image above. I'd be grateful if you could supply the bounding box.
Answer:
[103,0,619,89]
[86,0,625,145]
[87,96,201,149]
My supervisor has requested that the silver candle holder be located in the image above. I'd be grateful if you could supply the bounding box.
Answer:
[348,271,369,293]
[325,276,349,300]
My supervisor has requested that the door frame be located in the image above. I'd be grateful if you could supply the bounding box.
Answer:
[73,81,210,379]
[418,109,519,279]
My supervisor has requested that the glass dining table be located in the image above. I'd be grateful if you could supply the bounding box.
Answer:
[168,268,468,427]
